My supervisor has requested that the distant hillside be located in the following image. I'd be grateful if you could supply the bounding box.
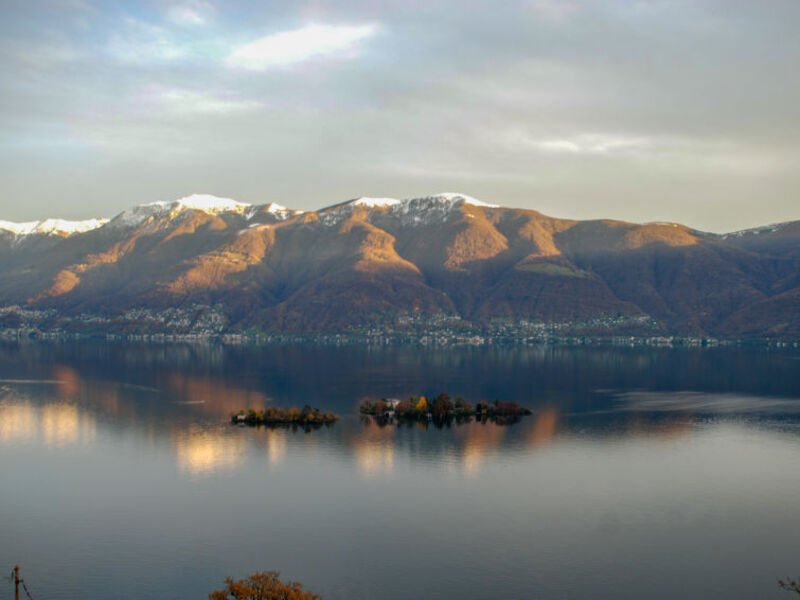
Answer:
[0,193,798,340]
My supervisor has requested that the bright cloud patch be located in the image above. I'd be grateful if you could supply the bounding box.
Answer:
[159,88,262,115]
[227,23,379,70]
[533,134,650,155]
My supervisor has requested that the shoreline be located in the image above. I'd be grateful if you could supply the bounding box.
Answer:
[1,328,798,349]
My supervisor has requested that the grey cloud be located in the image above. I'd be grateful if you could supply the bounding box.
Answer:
[0,0,798,231]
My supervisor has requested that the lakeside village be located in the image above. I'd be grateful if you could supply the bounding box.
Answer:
[231,394,533,430]
[1,305,795,347]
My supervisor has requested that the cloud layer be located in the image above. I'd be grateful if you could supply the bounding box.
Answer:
[0,0,799,232]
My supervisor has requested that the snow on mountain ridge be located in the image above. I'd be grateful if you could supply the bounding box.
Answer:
[3,193,498,235]
[318,193,500,226]
[265,202,291,213]
[385,193,500,226]
[111,193,253,228]
[349,197,402,207]
[149,193,251,213]
[430,192,499,208]
[0,218,109,238]
[721,222,789,239]
[328,193,497,211]
[243,203,297,221]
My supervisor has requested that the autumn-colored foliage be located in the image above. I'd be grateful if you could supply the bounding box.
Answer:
[233,405,339,427]
[359,393,530,425]
[209,570,319,600]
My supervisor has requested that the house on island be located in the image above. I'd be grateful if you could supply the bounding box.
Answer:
[383,398,401,419]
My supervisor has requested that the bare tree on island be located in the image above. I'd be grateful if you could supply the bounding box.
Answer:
[780,576,800,596]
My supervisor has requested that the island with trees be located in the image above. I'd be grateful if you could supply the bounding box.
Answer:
[231,405,339,428]
[359,393,532,425]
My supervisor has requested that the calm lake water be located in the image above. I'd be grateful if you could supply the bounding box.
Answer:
[1,341,799,599]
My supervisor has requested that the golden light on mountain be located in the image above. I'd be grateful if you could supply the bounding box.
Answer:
[0,196,797,338]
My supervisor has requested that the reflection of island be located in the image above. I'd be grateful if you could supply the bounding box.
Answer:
[359,394,531,427]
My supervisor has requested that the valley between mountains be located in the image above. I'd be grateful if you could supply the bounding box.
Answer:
[1,193,798,341]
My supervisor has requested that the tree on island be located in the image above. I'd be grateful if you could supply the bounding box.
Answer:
[209,571,319,600]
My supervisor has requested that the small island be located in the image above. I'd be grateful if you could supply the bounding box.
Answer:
[232,405,339,428]
[359,393,531,425]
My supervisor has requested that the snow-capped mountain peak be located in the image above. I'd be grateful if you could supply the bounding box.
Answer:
[111,193,253,228]
[159,193,251,213]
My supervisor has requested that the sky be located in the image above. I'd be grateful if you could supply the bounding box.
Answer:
[0,0,798,232]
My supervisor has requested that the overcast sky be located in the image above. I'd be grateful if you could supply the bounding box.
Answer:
[1,0,798,231]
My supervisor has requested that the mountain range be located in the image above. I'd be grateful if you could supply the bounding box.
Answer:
[1,193,798,340]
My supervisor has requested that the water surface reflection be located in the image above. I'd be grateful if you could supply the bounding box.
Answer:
[0,341,799,600]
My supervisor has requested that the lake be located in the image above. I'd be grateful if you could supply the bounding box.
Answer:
[1,340,799,599]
